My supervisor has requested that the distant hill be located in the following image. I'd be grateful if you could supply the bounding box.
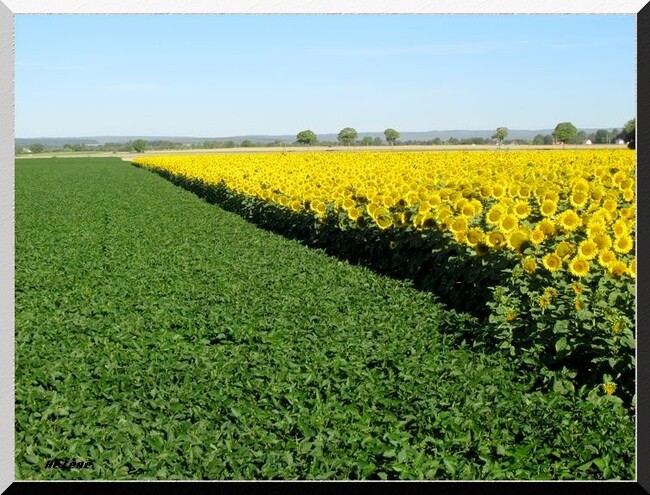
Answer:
[16,128,613,147]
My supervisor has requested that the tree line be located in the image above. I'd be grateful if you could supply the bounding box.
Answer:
[16,119,635,155]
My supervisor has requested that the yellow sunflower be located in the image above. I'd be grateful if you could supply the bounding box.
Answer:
[613,235,634,254]
[569,257,590,278]
[577,240,599,260]
[542,253,562,272]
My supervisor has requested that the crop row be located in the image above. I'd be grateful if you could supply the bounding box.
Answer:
[133,150,636,402]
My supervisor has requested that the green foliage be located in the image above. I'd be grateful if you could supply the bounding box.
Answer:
[296,130,317,146]
[492,127,508,144]
[338,127,358,146]
[384,128,400,146]
[132,139,148,153]
[623,119,635,150]
[552,122,578,144]
[30,143,45,153]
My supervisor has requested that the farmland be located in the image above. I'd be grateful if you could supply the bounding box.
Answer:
[15,156,635,480]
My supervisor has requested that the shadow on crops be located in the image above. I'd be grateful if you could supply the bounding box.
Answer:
[135,165,513,325]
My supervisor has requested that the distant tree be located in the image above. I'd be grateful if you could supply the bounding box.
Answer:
[223,140,235,148]
[552,122,578,145]
[576,131,588,144]
[30,143,44,153]
[132,139,148,153]
[623,118,635,150]
[448,137,459,145]
[594,129,608,144]
[361,136,373,146]
[384,128,400,147]
[492,127,508,145]
[543,134,554,145]
[373,137,383,146]
[432,138,442,145]
[532,134,545,145]
[338,127,358,146]
[296,130,317,147]
[240,140,254,148]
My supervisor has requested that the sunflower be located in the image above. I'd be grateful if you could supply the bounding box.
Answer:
[474,242,490,256]
[592,234,612,251]
[451,216,468,234]
[628,259,636,278]
[508,229,530,252]
[574,297,585,311]
[466,227,484,246]
[557,209,581,232]
[598,250,617,268]
[530,228,545,245]
[571,282,583,295]
[622,188,634,202]
[486,231,507,248]
[602,382,617,395]
[555,241,575,260]
[543,287,558,299]
[522,257,537,274]
[500,214,518,233]
[540,199,558,217]
[577,240,599,260]
[347,207,361,221]
[486,204,505,225]
[505,310,517,322]
[542,253,562,272]
[612,220,629,238]
[342,198,355,211]
[613,235,634,254]
[569,257,590,278]
[609,260,628,277]
[373,207,393,230]
[514,201,531,219]
[570,191,589,209]
[538,218,556,236]
[538,297,550,310]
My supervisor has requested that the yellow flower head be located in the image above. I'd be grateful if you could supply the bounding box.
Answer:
[572,282,583,295]
[602,382,617,395]
[557,209,581,232]
[570,191,589,209]
[569,257,590,278]
[628,259,636,278]
[598,250,617,268]
[505,310,517,322]
[538,297,550,310]
[538,218,556,236]
[347,207,361,221]
[609,260,628,277]
[592,234,612,251]
[544,287,558,299]
[578,240,599,260]
[530,228,545,245]
[555,241,575,259]
[451,216,468,234]
[522,257,537,274]
[486,204,505,225]
[542,253,562,272]
[613,235,634,254]
[500,214,518,233]
[574,297,585,311]
[487,231,507,248]
[514,201,531,219]
[466,227,485,246]
[540,199,558,217]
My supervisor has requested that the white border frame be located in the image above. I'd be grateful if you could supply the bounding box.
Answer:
[1,2,643,492]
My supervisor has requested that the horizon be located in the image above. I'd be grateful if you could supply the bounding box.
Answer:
[15,15,635,138]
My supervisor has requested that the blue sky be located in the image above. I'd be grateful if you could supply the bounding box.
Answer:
[15,14,635,137]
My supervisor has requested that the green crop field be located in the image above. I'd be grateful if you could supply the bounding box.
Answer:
[15,157,635,480]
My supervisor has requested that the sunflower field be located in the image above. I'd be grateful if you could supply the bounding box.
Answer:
[132,150,636,402]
